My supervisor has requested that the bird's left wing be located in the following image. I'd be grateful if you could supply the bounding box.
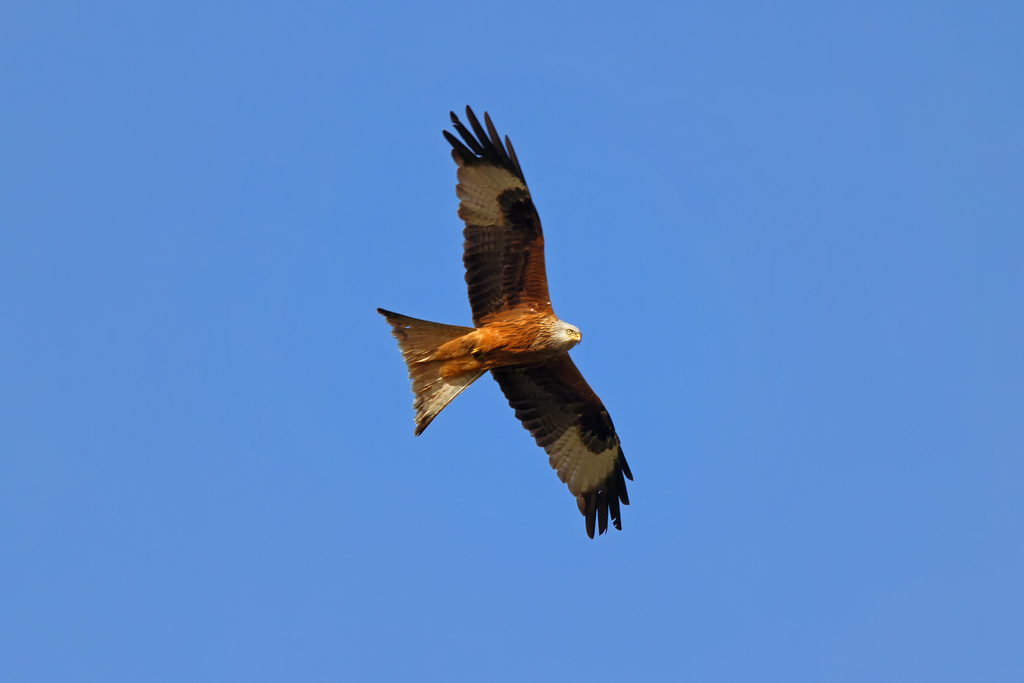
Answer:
[444,107,553,326]
[490,354,632,538]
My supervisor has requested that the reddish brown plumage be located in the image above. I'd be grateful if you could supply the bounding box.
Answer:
[379,107,632,538]
[432,311,566,374]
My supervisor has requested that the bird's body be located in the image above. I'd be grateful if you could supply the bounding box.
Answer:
[432,310,581,376]
[378,107,632,538]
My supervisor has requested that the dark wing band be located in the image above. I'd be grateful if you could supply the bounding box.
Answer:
[490,354,632,538]
[444,107,552,326]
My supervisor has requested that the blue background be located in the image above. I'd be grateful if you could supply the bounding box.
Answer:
[2,2,1022,681]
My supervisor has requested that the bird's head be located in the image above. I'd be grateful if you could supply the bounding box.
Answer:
[552,320,582,350]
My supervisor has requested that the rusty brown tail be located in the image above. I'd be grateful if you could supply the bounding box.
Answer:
[377,308,484,435]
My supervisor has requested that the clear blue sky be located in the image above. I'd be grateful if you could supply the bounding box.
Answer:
[1,2,1022,681]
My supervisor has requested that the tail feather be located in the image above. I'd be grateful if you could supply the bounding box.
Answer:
[377,308,483,435]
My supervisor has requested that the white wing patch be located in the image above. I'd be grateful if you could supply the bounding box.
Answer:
[456,164,525,226]
[546,426,619,497]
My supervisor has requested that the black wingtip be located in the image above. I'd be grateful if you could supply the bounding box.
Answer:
[483,111,508,161]
[464,106,488,148]
[597,488,609,536]
[505,135,523,178]
[620,451,633,481]
[443,130,473,164]
[617,466,630,506]
[584,491,597,539]
[442,106,527,184]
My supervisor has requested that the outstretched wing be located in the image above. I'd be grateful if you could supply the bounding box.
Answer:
[444,107,552,326]
[490,354,632,538]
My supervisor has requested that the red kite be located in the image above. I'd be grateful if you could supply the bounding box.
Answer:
[378,107,632,537]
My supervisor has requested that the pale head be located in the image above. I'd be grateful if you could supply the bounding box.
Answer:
[548,318,582,352]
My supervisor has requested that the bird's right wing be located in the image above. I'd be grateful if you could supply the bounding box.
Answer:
[490,354,632,538]
[444,107,553,326]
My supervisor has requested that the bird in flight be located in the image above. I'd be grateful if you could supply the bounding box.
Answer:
[378,107,632,538]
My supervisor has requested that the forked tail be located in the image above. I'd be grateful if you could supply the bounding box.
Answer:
[377,308,484,435]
